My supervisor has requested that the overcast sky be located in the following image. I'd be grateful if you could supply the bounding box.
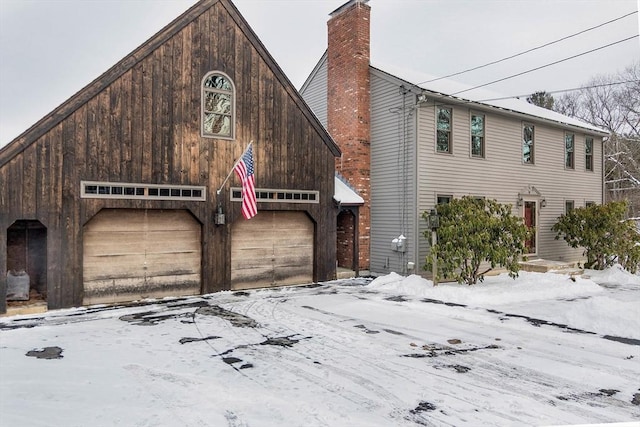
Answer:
[0,0,638,147]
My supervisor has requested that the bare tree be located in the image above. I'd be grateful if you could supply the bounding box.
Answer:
[555,62,640,217]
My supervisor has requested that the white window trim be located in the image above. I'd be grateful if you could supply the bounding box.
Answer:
[470,111,485,159]
[565,199,575,213]
[522,122,535,165]
[436,194,453,205]
[585,136,594,172]
[565,132,575,170]
[436,106,453,154]
[231,187,319,204]
[81,181,206,201]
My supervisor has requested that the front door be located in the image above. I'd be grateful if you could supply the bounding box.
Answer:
[523,201,537,254]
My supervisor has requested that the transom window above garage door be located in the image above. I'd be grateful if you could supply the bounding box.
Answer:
[81,181,206,201]
[231,188,319,203]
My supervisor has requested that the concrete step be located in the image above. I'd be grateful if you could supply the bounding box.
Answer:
[336,267,357,279]
[519,259,576,273]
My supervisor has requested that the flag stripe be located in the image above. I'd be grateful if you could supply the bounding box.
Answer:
[233,144,257,219]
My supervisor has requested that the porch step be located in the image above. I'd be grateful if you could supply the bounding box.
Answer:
[519,259,577,273]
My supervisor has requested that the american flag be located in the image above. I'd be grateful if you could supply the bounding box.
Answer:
[233,143,257,219]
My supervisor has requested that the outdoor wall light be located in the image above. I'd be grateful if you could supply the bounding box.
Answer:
[214,204,225,225]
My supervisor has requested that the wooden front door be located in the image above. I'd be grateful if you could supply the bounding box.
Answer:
[524,201,537,254]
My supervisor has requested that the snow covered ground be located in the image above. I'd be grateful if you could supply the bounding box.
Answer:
[1,267,639,426]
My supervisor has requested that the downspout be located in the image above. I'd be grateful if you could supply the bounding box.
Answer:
[401,88,407,275]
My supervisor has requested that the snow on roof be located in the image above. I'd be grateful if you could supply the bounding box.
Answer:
[371,61,608,135]
[334,173,364,206]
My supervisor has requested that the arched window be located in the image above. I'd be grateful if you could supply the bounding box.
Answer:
[202,72,235,139]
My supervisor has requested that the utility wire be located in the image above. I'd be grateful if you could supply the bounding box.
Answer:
[477,79,640,102]
[449,35,639,96]
[418,10,638,85]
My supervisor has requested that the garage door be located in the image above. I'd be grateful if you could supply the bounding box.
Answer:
[231,211,314,290]
[83,209,201,305]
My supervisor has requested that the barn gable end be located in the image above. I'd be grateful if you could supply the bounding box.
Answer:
[0,0,340,314]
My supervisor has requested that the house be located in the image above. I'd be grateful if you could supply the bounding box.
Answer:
[301,0,608,277]
[0,0,341,315]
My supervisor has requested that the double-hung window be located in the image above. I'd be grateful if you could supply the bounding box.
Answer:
[565,133,575,169]
[437,194,452,205]
[585,137,594,171]
[565,200,575,213]
[471,113,485,158]
[522,123,534,164]
[202,72,235,138]
[437,107,452,153]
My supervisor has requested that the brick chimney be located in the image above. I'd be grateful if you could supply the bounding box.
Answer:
[327,0,371,271]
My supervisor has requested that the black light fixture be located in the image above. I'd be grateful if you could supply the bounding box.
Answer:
[214,203,225,225]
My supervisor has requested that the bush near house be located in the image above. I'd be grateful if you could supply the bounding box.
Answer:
[424,196,529,285]
[552,201,640,273]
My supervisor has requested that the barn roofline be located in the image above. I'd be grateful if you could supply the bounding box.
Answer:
[0,0,340,168]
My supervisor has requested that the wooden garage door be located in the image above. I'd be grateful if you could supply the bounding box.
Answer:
[231,211,314,290]
[83,209,201,305]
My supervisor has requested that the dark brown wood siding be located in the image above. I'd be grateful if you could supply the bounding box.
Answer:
[0,0,338,313]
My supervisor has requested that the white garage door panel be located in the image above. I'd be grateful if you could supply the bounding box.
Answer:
[231,211,314,290]
[83,209,201,305]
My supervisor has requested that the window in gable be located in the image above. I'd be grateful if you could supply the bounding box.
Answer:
[437,107,452,153]
[471,113,485,158]
[565,133,575,169]
[522,123,534,164]
[202,72,234,139]
[585,136,594,171]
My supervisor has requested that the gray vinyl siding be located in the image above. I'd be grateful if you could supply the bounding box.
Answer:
[370,71,418,275]
[301,59,605,276]
[416,101,604,268]
[299,56,328,126]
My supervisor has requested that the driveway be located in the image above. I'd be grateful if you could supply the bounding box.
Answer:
[1,275,639,426]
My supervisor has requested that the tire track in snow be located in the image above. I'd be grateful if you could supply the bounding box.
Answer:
[229,295,527,425]
[124,364,215,427]
[240,289,640,425]
[199,296,425,425]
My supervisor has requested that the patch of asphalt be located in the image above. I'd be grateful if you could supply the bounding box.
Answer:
[25,346,64,360]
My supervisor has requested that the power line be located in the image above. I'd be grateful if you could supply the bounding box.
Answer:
[449,35,639,96]
[417,10,638,85]
[477,80,640,102]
